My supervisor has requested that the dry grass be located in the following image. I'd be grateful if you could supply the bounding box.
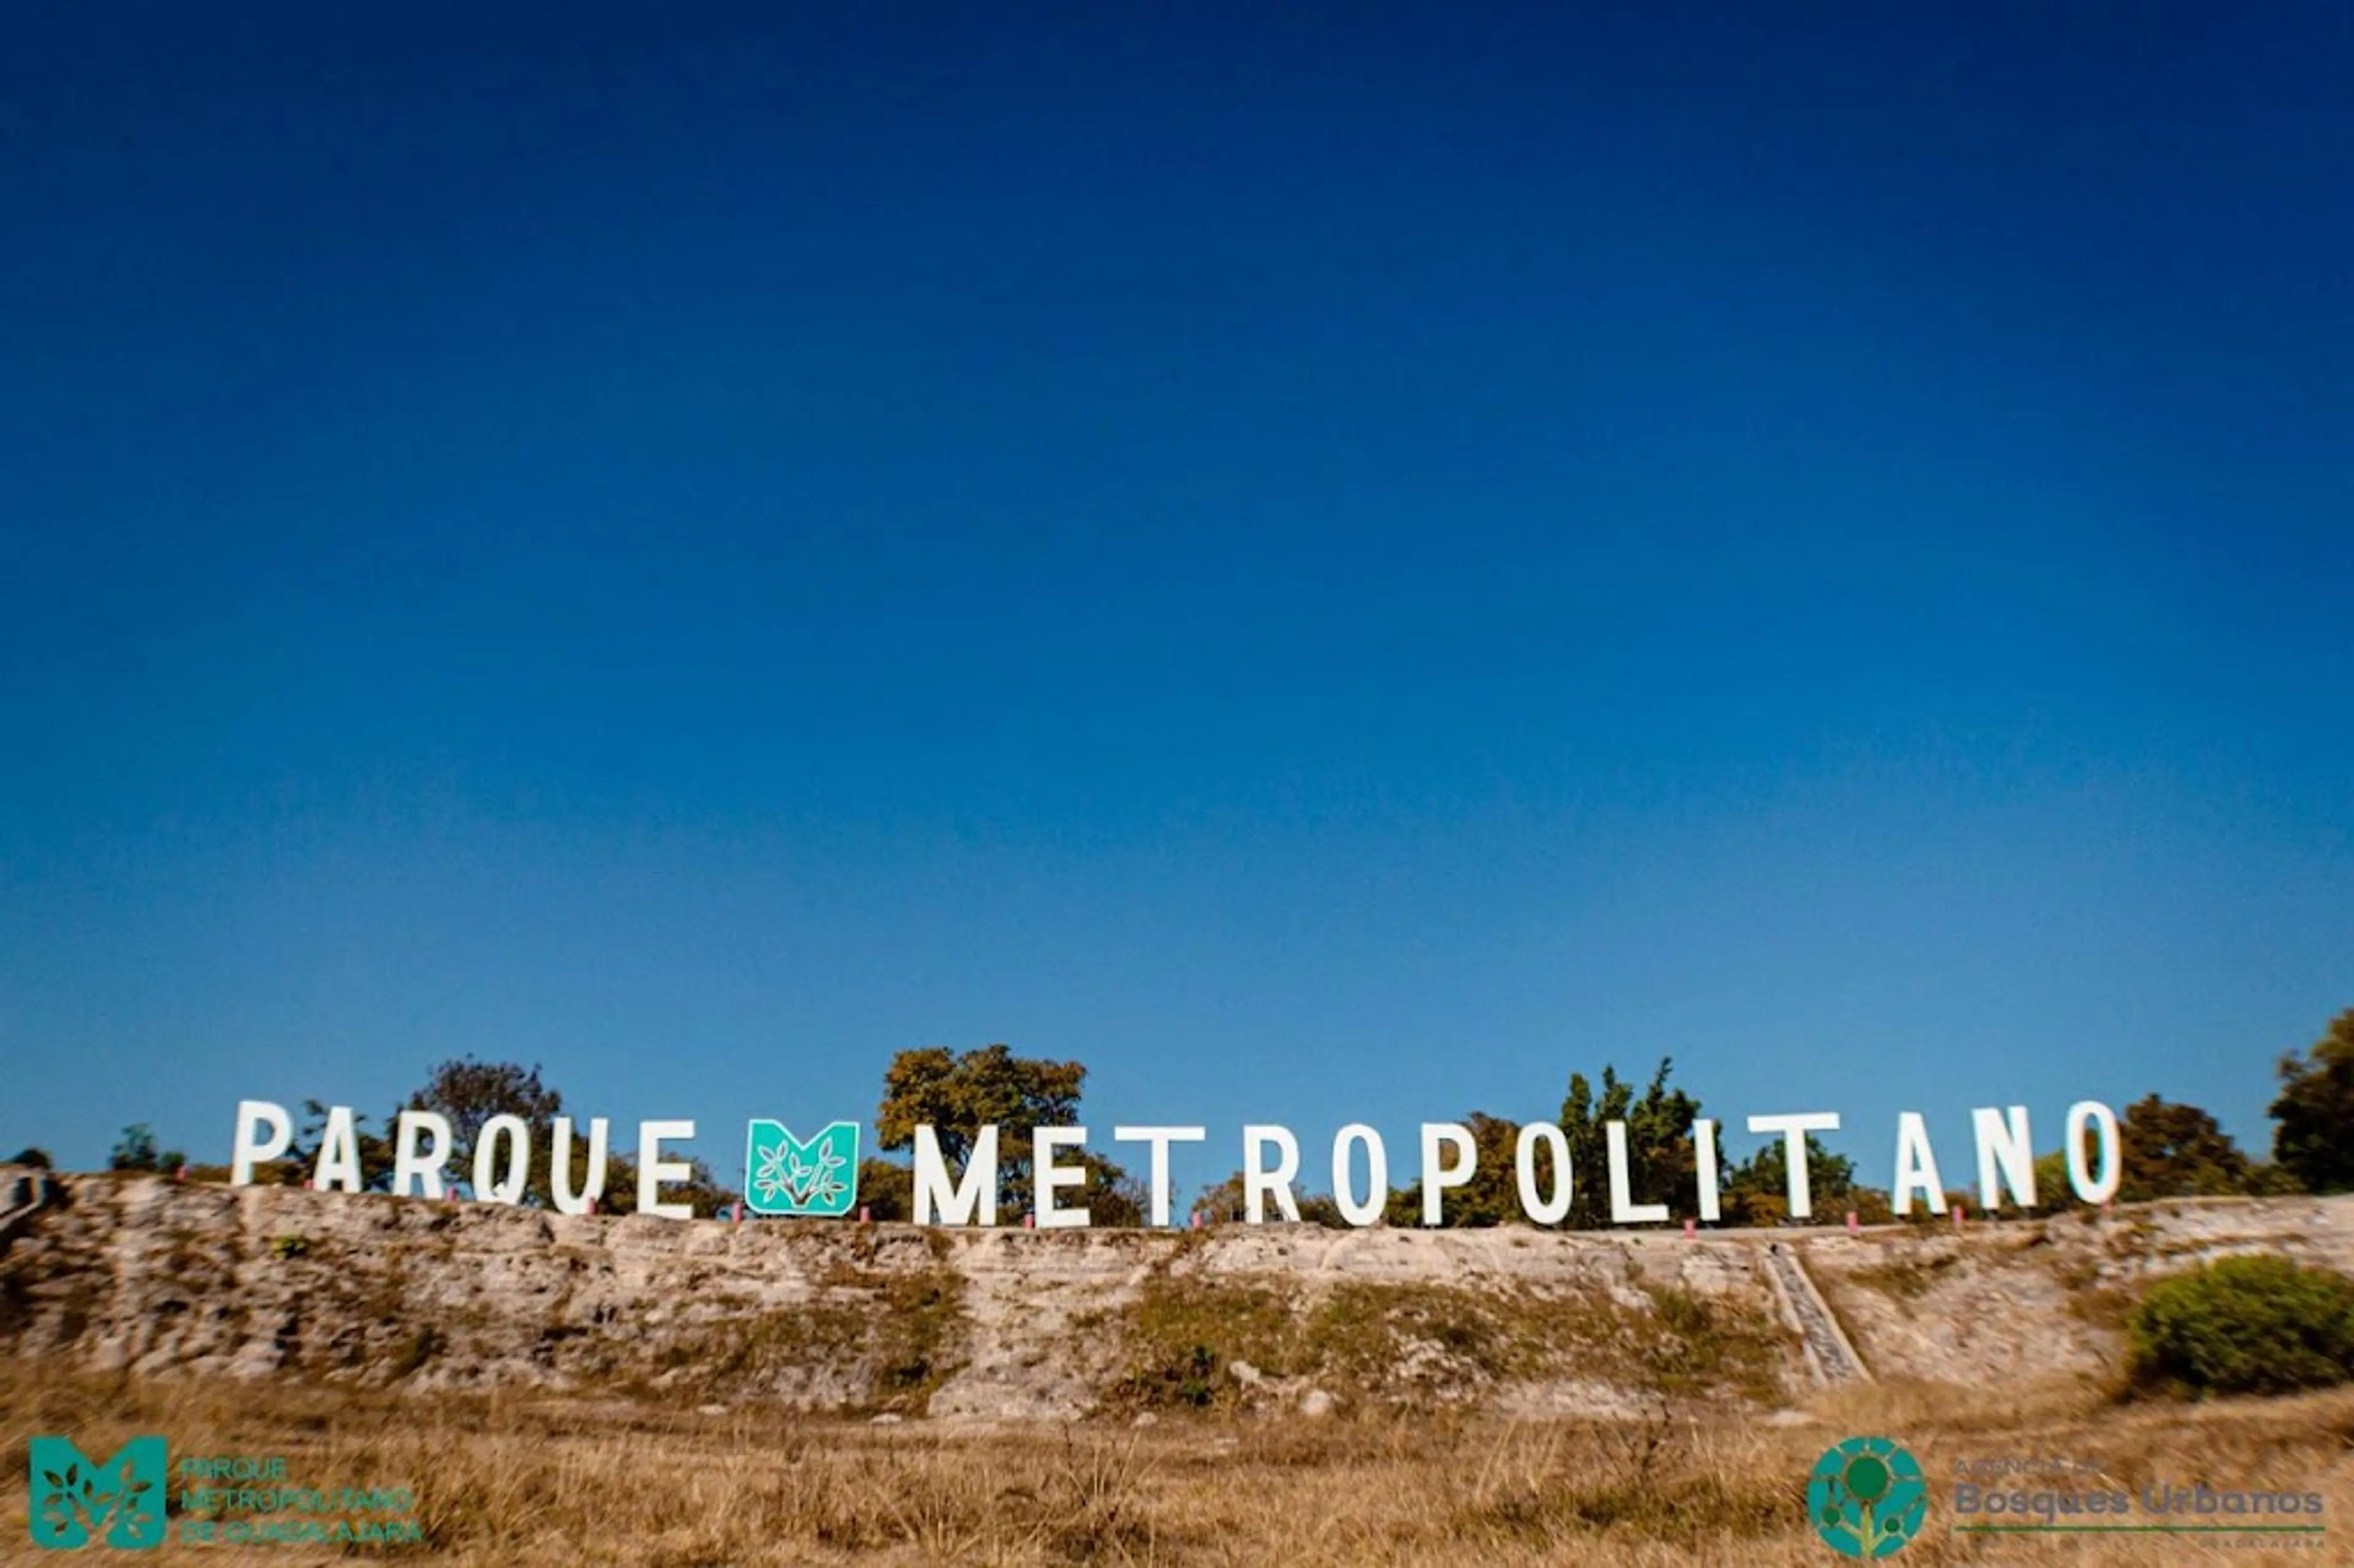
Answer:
[6,1363,2354,1566]
[1847,1252,1959,1304]
[1105,1268,1791,1414]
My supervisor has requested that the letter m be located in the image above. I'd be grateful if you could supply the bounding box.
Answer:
[914,1124,999,1225]
[28,1436,167,1550]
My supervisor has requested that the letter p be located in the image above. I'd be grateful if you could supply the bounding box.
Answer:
[231,1100,293,1186]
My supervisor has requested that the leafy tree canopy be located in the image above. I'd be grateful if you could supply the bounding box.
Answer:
[1385,1112,1526,1228]
[2117,1094,2252,1202]
[1191,1171,1347,1228]
[109,1123,185,1174]
[1559,1057,1701,1229]
[1723,1133,1863,1226]
[403,1057,565,1181]
[2271,1008,2354,1195]
[876,1043,1087,1212]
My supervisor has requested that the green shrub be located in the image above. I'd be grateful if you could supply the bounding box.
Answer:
[2127,1255,2354,1398]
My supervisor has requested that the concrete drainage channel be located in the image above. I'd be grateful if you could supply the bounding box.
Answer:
[1764,1241,1870,1385]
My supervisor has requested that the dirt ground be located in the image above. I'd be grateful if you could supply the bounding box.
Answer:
[6,1362,2353,1566]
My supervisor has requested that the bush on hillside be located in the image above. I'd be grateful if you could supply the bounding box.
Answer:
[2127,1255,2354,1398]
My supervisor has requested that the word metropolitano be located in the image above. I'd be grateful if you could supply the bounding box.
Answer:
[224,1097,2131,1228]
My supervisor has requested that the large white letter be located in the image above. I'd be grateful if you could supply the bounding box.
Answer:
[1332,1124,1388,1227]
[2066,1100,2122,1205]
[312,1106,362,1193]
[915,1124,998,1226]
[1113,1125,1205,1227]
[1748,1112,1840,1220]
[474,1113,531,1205]
[636,1119,695,1220]
[1693,1118,1722,1223]
[1244,1125,1301,1224]
[1893,1111,1945,1216]
[549,1116,609,1216]
[1973,1105,2036,1211]
[392,1110,453,1198]
[1606,1120,1669,1224]
[1420,1122,1476,1227]
[1034,1126,1089,1229]
[1515,1122,1573,1225]
[231,1100,292,1187]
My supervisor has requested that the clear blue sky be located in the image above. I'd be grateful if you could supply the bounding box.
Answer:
[3,4,2348,1206]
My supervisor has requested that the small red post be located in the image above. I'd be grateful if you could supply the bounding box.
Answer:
[733,1203,744,1225]
[587,1195,598,1216]
[1846,1211,1860,1236]
[1951,1203,1965,1232]
[1683,1218,1696,1239]
[302,1179,313,1190]
[1024,1212,1036,1230]
[858,1205,870,1224]
[174,1165,188,1183]
[1190,1211,1202,1230]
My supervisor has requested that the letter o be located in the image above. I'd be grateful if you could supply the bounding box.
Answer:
[1331,1124,1388,1227]
[2066,1101,2122,1205]
[1514,1123,1574,1225]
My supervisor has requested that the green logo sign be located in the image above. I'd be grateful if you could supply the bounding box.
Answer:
[745,1120,859,1216]
[29,1436,167,1551]
[1809,1436,1927,1558]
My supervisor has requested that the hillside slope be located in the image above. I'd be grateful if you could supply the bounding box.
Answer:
[7,1174,2350,1421]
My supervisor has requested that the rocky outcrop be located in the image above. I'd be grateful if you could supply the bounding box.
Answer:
[1801,1196,2354,1390]
[7,1174,2349,1420]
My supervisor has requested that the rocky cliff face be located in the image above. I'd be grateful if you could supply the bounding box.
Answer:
[7,1173,2348,1421]
[1807,1195,2354,1388]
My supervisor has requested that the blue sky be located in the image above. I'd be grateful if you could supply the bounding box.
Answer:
[2,4,2348,1206]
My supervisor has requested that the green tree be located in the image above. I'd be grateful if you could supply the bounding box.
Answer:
[856,1158,916,1220]
[109,1124,156,1171]
[1724,1133,1859,1226]
[1558,1058,1701,1229]
[387,1058,675,1212]
[2116,1095,2251,1201]
[1191,1171,1348,1228]
[1192,1171,1246,1225]
[401,1057,565,1198]
[661,1155,740,1219]
[1384,1113,1526,1227]
[108,1124,185,1174]
[2032,1149,2084,1209]
[876,1043,1087,1214]
[2242,1161,2306,1196]
[9,1147,53,1169]
[290,1099,395,1190]
[2271,1009,2354,1194]
[1076,1151,1149,1227]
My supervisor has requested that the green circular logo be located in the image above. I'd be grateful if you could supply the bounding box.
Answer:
[1808,1436,1927,1557]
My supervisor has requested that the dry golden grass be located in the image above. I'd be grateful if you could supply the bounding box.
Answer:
[4,1362,2353,1566]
